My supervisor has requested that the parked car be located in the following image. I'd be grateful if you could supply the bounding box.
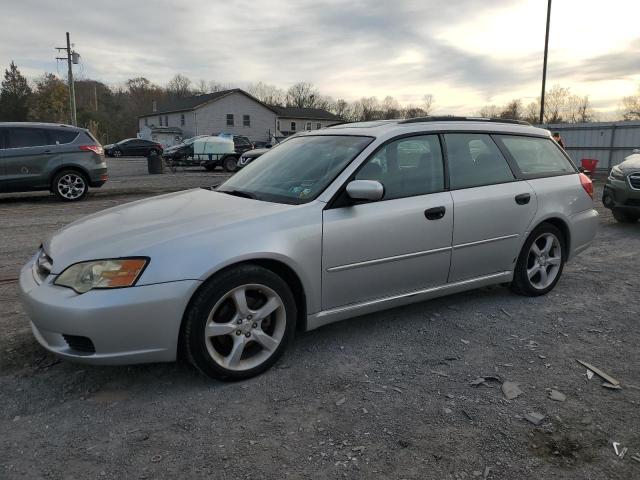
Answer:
[238,135,296,168]
[0,122,107,201]
[19,117,598,380]
[162,135,208,161]
[104,138,163,157]
[602,150,640,223]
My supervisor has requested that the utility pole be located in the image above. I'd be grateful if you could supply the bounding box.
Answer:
[56,32,78,126]
[539,0,552,124]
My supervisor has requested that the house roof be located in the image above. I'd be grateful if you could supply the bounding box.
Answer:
[270,106,342,121]
[138,89,275,117]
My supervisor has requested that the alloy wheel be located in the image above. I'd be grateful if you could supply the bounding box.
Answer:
[204,284,286,371]
[57,173,86,200]
[526,232,562,289]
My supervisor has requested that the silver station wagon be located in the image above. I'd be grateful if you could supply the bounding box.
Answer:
[19,117,598,380]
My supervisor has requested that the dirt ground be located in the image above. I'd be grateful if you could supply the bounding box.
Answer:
[1,160,639,479]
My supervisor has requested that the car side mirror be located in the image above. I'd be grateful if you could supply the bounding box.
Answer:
[346,180,384,202]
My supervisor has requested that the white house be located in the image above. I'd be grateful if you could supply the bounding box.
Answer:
[138,89,342,145]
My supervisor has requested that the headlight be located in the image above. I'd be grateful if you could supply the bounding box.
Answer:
[54,258,148,294]
[610,166,625,181]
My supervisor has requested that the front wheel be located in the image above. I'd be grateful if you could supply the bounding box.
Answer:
[182,265,297,380]
[511,223,565,296]
[112,149,122,158]
[52,170,88,201]
[223,156,238,172]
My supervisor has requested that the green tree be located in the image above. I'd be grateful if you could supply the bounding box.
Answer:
[29,73,68,123]
[0,61,32,121]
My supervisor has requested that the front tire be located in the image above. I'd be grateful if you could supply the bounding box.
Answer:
[511,223,565,296]
[112,149,122,158]
[223,156,238,172]
[52,170,88,201]
[612,208,638,223]
[182,265,297,381]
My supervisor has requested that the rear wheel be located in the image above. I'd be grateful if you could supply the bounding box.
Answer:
[52,170,88,201]
[511,223,565,296]
[612,208,638,223]
[113,149,122,157]
[223,156,238,172]
[182,265,297,380]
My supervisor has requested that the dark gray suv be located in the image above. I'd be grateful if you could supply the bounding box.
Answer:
[0,122,108,201]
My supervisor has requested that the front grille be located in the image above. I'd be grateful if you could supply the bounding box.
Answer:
[629,173,640,190]
[62,335,96,353]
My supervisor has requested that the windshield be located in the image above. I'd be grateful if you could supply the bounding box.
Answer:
[217,135,373,204]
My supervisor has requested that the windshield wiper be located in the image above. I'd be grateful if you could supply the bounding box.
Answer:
[219,189,256,200]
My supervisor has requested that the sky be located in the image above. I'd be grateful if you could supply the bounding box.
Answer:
[1,0,639,117]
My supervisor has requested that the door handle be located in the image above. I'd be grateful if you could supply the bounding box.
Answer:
[515,193,531,205]
[425,206,446,220]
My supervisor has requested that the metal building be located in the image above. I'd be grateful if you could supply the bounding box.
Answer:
[541,121,640,171]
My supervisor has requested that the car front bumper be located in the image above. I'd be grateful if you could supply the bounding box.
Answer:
[19,256,201,365]
[603,179,640,212]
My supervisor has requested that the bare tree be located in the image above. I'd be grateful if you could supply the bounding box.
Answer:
[499,99,523,120]
[421,94,435,116]
[522,101,539,124]
[246,81,286,106]
[332,99,351,120]
[286,82,320,108]
[477,105,501,118]
[352,97,380,121]
[166,74,193,98]
[381,96,401,119]
[566,95,594,123]
[621,85,640,120]
[543,84,570,123]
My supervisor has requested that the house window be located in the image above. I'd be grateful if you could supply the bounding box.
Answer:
[180,114,185,126]
[243,115,250,127]
[291,122,296,132]
[277,121,280,131]
[316,123,321,129]
[226,114,234,126]
[165,115,169,126]
[158,116,163,126]
[306,122,312,130]
[144,118,148,126]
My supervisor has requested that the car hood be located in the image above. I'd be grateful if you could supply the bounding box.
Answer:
[619,153,640,172]
[44,188,294,274]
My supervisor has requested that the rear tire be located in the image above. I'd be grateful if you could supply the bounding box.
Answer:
[511,223,565,296]
[223,156,238,172]
[182,265,297,381]
[52,170,88,202]
[612,208,638,223]
[113,149,122,158]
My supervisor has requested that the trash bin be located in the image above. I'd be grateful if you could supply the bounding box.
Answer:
[147,151,164,174]
[581,158,598,176]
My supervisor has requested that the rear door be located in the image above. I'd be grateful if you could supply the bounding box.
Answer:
[1,127,53,191]
[322,134,453,309]
[445,132,537,282]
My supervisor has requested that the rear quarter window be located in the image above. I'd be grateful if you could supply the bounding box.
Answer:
[496,135,575,176]
[47,129,79,145]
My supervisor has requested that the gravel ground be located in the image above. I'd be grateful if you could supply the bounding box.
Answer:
[1,163,639,479]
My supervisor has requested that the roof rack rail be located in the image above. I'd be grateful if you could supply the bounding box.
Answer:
[398,116,531,126]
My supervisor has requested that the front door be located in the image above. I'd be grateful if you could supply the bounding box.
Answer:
[322,134,453,310]
[443,133,537,282]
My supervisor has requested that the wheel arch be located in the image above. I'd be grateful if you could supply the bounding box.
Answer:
[177,258,309,359]
[531,216,571,254]
[49,164,91,191]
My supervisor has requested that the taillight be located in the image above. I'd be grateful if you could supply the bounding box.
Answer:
[579,172,593,199]
[80,144,104,155]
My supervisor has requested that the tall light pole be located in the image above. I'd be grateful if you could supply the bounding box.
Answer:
[55,32,78,126]
[539,0,552,124]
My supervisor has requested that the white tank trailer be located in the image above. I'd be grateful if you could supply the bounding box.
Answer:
[193,136,235,160]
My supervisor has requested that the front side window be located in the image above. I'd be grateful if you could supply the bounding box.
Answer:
[226,114,234,126]
[218,135,372,204]
[8,127,49,148]
[496,135,575,175]
[444,133,514,189]
[243,115,250,127]
[355,135,444,200]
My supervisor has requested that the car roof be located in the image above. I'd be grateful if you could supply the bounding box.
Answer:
[0,122,83,130]
[297,117,551,139]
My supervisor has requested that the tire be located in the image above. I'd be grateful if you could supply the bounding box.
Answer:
[223,156,238,172]
[52,169,88,202]
[113,149,122,158]
[612,208,638,223]
[511,222,565,297]
[182,264,297,381]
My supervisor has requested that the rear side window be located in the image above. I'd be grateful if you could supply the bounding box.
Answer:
[356,135,444,200]
[47,129,79,145]
[496,135,575,175]
[444,133,514,189]
[8,127,49,148]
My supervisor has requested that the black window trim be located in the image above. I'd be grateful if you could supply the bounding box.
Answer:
[4,126,56,150]
[491,133,578,180]
[326,131,448,209]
